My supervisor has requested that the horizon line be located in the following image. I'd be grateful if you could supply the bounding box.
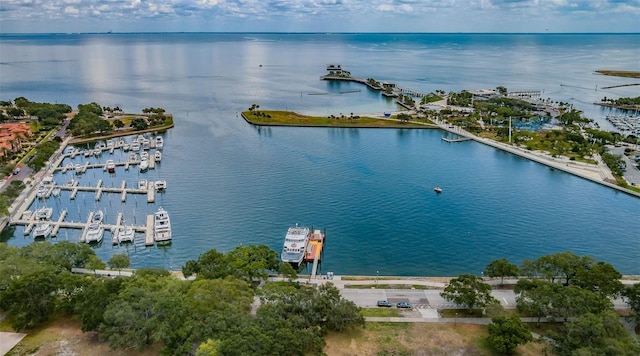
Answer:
[1,31,639,36]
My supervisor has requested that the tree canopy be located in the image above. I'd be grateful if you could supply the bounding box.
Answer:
[440,274,498,314]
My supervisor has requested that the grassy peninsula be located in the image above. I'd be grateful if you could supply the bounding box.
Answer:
[242,108,434,128]
[595,70,640,78]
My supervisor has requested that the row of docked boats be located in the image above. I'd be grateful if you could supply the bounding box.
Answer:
[606,114,640,135]
[138,179,167,191]
[65,135,164,158]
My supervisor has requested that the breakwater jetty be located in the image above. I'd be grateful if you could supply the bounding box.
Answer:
[321,65,427,107]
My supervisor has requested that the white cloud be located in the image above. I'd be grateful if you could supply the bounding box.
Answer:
[0,0,638,32]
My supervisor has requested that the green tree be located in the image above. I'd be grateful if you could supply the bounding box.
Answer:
[553,311,640,356]
[113,119,124,129]
[196,339,221,356]
[496,86,508,96]
[183,248,227,279]
[484,258,519,285]
[487,315,532,355]
[131,118,149,130]
[573,261,623,298]
[85,254,106,270]
[440,274,498,314]
[0,270,58,330]
[75,277,125,332]
[225,244,280,283]
[107,253,131,271]
[622,283,640,323]
[514,279,556,326]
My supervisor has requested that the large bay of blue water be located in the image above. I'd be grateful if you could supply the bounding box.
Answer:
[0,33,638,276]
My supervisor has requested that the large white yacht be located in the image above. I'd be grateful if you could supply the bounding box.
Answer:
[35,206,53,220]
[280,225,311,265]
[153,207,172,243]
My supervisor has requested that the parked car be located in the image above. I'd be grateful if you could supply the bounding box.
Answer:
[396,301,412,308]
[377,300,392,307]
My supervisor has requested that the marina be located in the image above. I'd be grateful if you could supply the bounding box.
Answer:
[8,133,172,248]
[606,114,640,135]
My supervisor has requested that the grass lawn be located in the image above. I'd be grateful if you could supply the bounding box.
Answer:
[324,322,546,355]
[361,308,401,317]
[596,70,640,79]
[242,110,435,128]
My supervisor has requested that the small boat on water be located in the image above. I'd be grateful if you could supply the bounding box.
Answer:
[138,179,148,190]
[52,187,61,197]
[154,180,167,191]
[154,207,172,243]
[140,151,149,160]
[123,143,131,152]
[35,206,53,220]
[75,164,84,175]
[106,139,115,149]
[131,142,140,151]
[154,151,162,162]
[83,149,91,157]
[66,178,77,187]
[106,159,116,173]
[142,138,151,150]
[117,225,135,244]
[139,158,149,172]
[33,222,52,239]
[434,186,442,193]
[155,136,164,149]
[85,211,104,243]
[22,210,33,220]
[281,225,311,265]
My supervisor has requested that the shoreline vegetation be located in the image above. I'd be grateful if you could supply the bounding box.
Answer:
[595,70,640,79]
[242,109,435,128]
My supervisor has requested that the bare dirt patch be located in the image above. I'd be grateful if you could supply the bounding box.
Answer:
[6,317,161,356]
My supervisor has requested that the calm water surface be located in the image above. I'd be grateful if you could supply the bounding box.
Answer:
[1,33,638,275]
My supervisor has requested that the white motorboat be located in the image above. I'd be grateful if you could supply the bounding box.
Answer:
[434,186,443,193]
[280,225,311,265]
[142,138,151,150]
[33,222,52,239]
[35,206,53,220]
[154,180,167,191]
[154,151,162,162]
[139,158,149,172]
[83,149,91,157]
[140,151,149,160]
[153,207,172,243]
[131,142,140,151]
[138,179,148,190]
[106,139,115,149]
[22,210,33,220]
[155,136,164,149]
[117,139,125,147]
[117,225,135,243]
[123,143,130,151]
[66,178,77,187]
[85,210,104,243]
[75,164,84,175]
[106,159,116,173]
[93,148,102,157]
[95,141,106,150]
[128,153,139,162]
[52,187,61,197]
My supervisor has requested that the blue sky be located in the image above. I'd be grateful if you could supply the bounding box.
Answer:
[1,0,639,33]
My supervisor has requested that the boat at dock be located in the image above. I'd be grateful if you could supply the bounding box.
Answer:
[33,222,52,239]
[85,210,104,243]
[131,141,140,151]
[155,136,164,149]
[138,179,148,190]
[35,206,53,220]
[281,225,311,265]
[117,225,135,243]
[154,151,162,162]
[154,180,167,191]
[106,159,116,173]
[52,187,61,197]
[139,158,149,172]
[153,207,172,243]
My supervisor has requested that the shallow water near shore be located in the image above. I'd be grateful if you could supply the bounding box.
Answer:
[1,33,639,275]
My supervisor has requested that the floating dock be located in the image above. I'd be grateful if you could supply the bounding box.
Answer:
[305,229,326,278]
[441,137,472,143]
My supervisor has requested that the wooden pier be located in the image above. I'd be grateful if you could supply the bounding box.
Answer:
[145,214,154,246]
[51,210,67,236]
[111,212,123,245]
[58,180,154,203]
